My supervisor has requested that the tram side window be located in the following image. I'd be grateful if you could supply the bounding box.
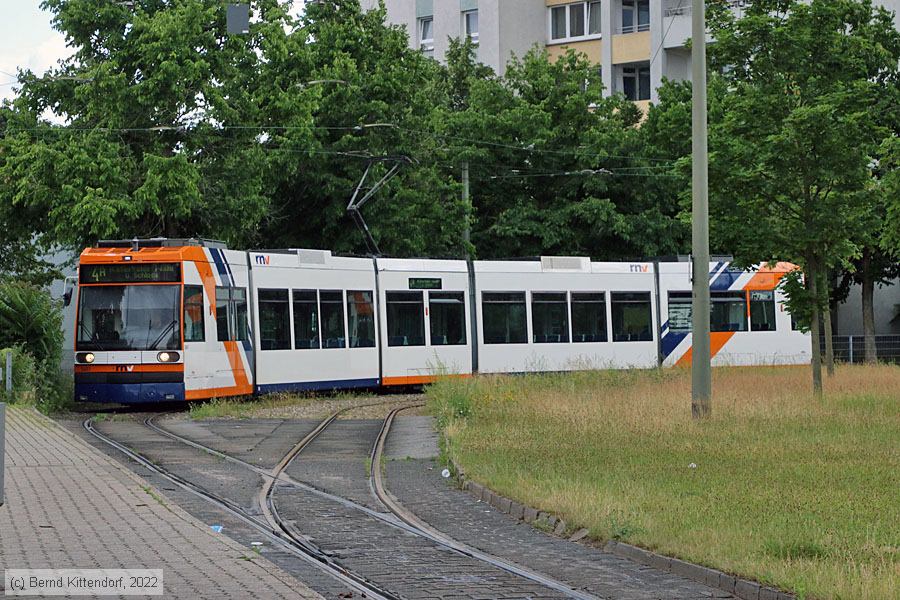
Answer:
[320,290,346,348]
[387,291,425,347]
[429,292,466,346]
[215,287,250,342]
[711,291,747,332]
[184,286,205,342]
[293,290,320,349]
[532,292,568,343]
[750,290,777,331]
[232,288,249,341]
[347,291,376,348]
[571,292,608,342]
[611,292,652,342]
[667,292,692,332]
[216,288,230,341]
[258,289,291,350]
[482,292,527,344]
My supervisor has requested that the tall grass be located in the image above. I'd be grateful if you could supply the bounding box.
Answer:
[428,365,900,600]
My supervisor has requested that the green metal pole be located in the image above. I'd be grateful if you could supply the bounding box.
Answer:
[691,0,712,418]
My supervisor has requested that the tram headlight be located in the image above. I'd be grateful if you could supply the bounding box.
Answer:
[157,351,180,363]
[83,352,95,364]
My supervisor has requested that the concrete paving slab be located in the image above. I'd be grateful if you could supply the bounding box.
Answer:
[0,407,320,599]
[384,415,440,460]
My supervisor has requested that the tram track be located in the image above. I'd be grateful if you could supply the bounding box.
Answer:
[368,406,599,600]
[141,404,600,600]
[83,415,399,600]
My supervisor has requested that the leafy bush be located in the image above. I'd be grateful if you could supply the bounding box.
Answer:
[0,280,63,367]
[0,346,71,413]
[0,347,38,403]
[0,281,70,413]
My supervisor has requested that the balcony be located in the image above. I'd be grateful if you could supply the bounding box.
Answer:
[661,0,741,49]
[662,1,691,49]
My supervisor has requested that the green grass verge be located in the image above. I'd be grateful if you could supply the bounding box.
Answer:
[428,365,900,600]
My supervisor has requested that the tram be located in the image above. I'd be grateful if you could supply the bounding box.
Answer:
[71,239,809,404]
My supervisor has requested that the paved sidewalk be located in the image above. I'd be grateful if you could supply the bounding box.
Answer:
[0,407,321,599]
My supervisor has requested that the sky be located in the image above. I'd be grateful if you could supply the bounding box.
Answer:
[0,0,70,104]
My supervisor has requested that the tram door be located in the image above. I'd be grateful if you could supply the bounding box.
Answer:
[182,284,215,397]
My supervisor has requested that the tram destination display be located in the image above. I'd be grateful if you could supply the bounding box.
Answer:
[80,263,181,284]
[408,278,442,290]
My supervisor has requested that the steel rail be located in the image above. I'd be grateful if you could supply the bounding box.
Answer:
[146,405,600,599]
[83,417,397,600]
[369,406,600,600]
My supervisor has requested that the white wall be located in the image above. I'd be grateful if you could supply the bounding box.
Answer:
[836,281,900,336]
[497,0,546,75]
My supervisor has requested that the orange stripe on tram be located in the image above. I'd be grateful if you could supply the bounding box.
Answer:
[185,341,253,400]
[75,364,184,373]
[182,247,217,317]
[382,373,471,387]
[675,332,736,368]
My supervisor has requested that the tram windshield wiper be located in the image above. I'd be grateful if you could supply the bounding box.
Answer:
[148,319,178,350]
[78,322,106,351]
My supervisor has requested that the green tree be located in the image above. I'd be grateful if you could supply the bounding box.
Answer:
[882,136,900,252]
[1,0,298,250]
[251,0,466,257]
[833,144,900,363]
[435,44,687,260]
[705,0,900,394]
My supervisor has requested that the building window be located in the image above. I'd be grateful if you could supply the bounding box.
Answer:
[429,292,467,346]
[571,292,608,342]
[550,2,601,41]
[551,6,567,39]
[347,290,376,348]
[621,0,649,33]
[183,286,205,343]
[463,10,478,44]
[419,16,434,55]
[622,65,650,100]
[611,292,652,342]
[292,290,319,349]
[320,290,346,348]
[387,291,425,347]
[532,292,569,343]
[482,292,527,344]
[569,4,585,37]
[258,289,291,350]
[589,1,602,34]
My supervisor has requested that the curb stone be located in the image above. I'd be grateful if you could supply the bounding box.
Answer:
[448,458,793,600]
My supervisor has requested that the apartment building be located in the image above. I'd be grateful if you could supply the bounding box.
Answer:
[366,0,900,111]
[360,0,548,76]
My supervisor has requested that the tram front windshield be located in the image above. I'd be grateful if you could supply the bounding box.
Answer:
[77,285,181,351]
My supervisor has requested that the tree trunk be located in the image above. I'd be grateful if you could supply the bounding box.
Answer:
[807,259,823,397]
[823,272,835,377]
[861,249,877,364]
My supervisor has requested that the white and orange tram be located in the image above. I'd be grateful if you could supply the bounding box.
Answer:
[71,239,810,404]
